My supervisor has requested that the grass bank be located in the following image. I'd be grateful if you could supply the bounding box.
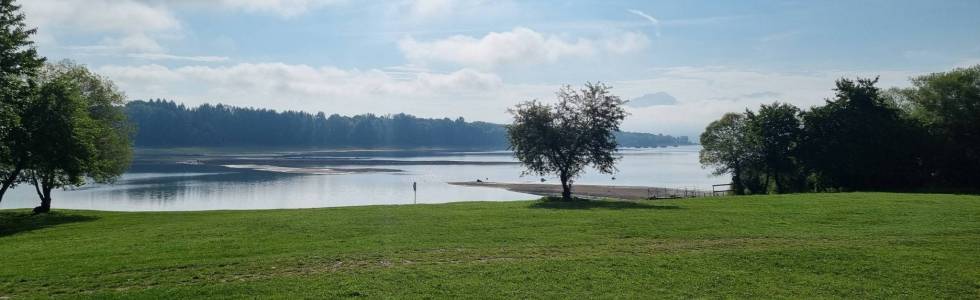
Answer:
[1,193,978,298]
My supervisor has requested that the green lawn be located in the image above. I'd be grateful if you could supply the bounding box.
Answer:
[1,193,978,299]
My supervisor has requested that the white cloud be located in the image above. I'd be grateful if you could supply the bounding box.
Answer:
[64,34,228,63]
[627,9,659,25]
[21,0,185,60]
[98,63,503,110]
[602,31,651,54]
[127,53,232,62]
[612,66,926,137]
[21,0,180,34]
[101,34,166,53]
[216,0,346,17]
[392,0,508,21]
[398,27,649,69]
[99,64,184,83]
[627,9,660,37]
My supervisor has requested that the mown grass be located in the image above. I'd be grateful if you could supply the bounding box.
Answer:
[1,193,978,299]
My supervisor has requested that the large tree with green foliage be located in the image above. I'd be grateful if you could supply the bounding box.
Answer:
[26,61,133,213]
[745,102,803,193]
[0,0,45,204]
[800,77,924,191]
[507,83,628,200]
[23,76,92,212]
[699,113,755,195]
[898,65,980,187]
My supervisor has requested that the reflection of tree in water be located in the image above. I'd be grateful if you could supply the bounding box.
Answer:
[118,170,298,204]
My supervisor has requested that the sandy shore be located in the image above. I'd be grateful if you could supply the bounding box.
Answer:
[450,181,716,200]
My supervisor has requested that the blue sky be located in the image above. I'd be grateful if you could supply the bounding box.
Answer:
[22,0,980,137]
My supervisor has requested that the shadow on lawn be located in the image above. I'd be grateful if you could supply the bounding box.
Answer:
[529,198,682,210]
[0,211,99,238]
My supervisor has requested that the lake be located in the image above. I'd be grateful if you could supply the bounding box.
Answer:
[0,145,726,211]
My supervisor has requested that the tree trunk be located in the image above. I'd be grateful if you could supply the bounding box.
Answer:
[0,169,19,205]
[33,188,52,214]
[0,165,23,204]
[32,177,53,214]
[732,166,743,195]
[763,172,771,194]
[559,174,572,201]
[774,170,782,194]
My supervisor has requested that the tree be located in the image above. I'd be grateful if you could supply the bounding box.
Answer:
[800,77,924,191]
[699,113,754,195]
[745,102,802,193]
[899,65,980,187]
[26,61,133,213]
[23,76,92,213]
[506,83,628,201]
[0,0,45,204]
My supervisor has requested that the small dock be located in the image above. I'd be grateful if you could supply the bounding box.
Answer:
[449,182,716,200]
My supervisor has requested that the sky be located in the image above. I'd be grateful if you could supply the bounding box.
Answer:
[20,0,980,138]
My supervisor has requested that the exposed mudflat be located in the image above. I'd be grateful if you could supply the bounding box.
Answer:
[450,181,716,200]
[161,150,522,175]
[222,164,403,175]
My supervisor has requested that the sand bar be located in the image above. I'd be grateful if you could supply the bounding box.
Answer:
[450,181,717,200]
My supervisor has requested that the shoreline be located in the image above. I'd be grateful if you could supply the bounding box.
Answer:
[450,181,716,200]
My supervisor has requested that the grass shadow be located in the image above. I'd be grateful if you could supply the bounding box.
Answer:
[528,197,682,210]
[0,210,99,238]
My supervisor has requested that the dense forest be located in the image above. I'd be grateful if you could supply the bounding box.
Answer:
[125,100,690,148]
[700,65,980,193]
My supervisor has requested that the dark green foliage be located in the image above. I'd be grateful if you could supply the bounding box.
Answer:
[699,113,753,194]
[800,77,925,191]
[124,100,689,149]
[702,67,980,193]
[0,0,45,203]
[23,75,93,211]
[899,65,980,187]
[746,102,803,193]
[125,100,509,148]
[615,131,690,147]
[506,83,628,200]
[23,61,133,213]
[702,104,805,195]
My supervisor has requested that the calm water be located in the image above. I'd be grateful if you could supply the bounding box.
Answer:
[1,145,725,211]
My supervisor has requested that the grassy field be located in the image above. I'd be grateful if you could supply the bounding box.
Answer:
[1,193,978,299]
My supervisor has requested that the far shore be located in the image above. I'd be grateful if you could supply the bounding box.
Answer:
[450,181,716,200]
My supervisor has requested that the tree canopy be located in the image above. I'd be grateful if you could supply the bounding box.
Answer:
[0,0,45,203]
[22,61,133,213]
[507,83,628,200]
[800,77,924,191]
[701,66,979,194]
[699,113,753,195]
[747,102,802,193]
[898,65,980,187]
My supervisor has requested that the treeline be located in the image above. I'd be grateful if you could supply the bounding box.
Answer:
[125,100,691,148]
[700,65,980,194]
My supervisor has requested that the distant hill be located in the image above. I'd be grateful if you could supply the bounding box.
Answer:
[125,100,691,149]
[627,92,678,107]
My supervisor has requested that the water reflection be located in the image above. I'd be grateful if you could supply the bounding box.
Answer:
[1,145,725,211]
